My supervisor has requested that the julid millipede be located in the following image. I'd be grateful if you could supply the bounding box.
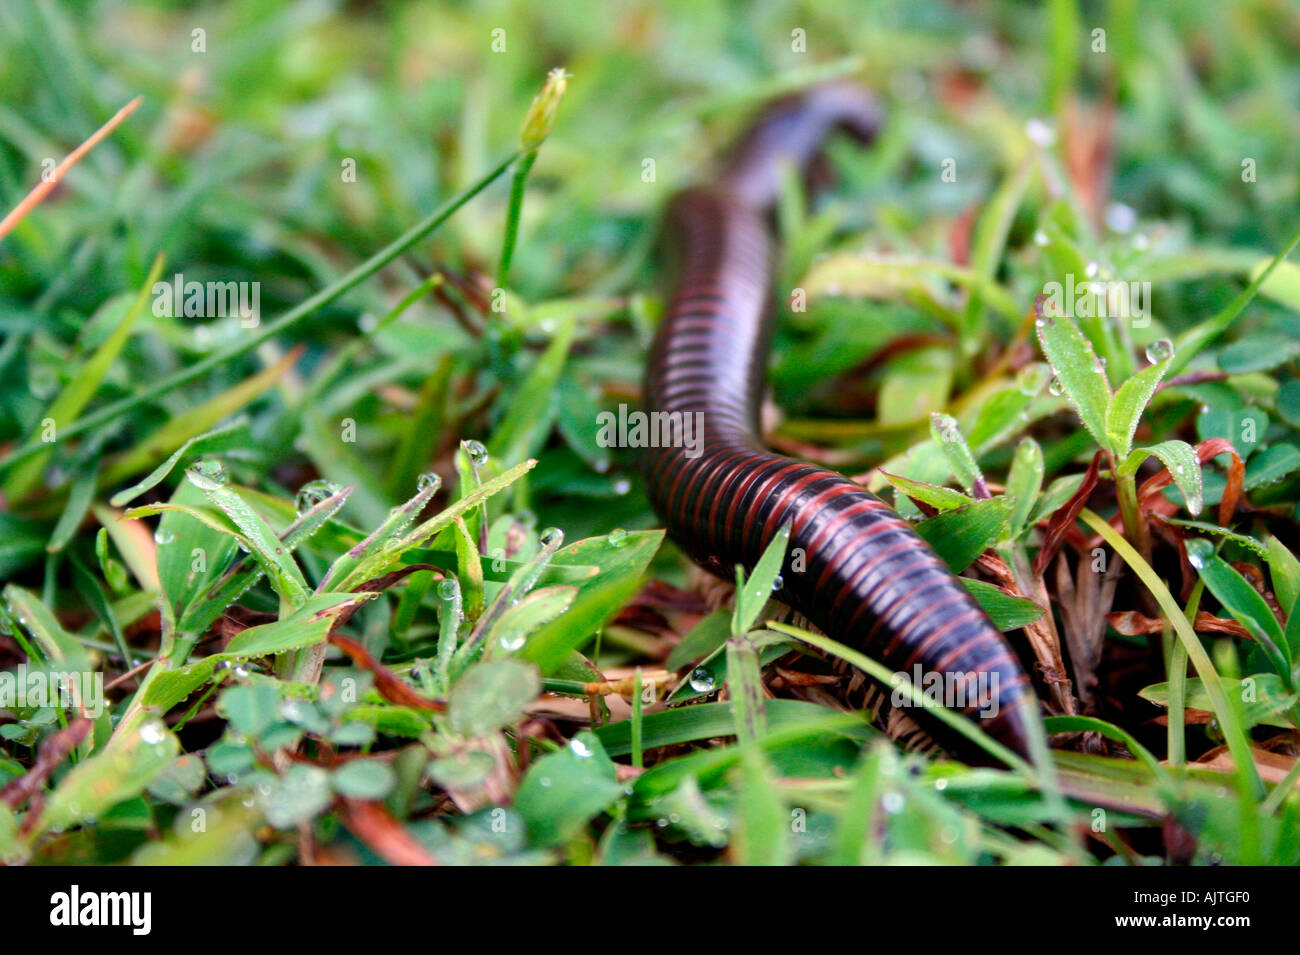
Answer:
[642,83,1039,759]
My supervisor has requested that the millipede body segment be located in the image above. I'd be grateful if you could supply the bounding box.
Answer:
[642,84,1037,759]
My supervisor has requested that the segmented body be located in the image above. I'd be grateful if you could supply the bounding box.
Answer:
[642,84,1036,758]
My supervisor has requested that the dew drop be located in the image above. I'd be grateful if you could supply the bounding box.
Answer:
[612,478,631,496]
[294,479,341,515]
[1025,118,1056,147]
[189,459,228,489]
[1016,363,1050,396]
[498,632,526,652]
[139,720,167,745]
[539,526,564,548]
[934,778,949,791]
[438,579,459,600]
[1186,538,1213,570]
[689,666,716,693]
[881,790,906,814]
[463,440,489,467]
[569,738,592,758]
[417,471,442,494]
[1047,375,1064,396]
[154,527,175,545]
[608,528,627,547]
[1033,229,1050,247]
[1145,338,1174,364]
[771,573,784,591]
[1105,203,1137,233]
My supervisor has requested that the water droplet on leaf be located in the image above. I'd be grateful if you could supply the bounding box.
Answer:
[689,666,716,693]
[1145,339,1174,364]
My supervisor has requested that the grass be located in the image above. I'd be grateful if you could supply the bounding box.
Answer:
[2,0,1300,866]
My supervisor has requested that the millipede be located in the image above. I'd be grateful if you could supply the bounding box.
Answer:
[642,83,1039,760]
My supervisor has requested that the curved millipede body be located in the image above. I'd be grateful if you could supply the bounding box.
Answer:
[642,84,1038,760]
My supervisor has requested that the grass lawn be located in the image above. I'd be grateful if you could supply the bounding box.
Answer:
[1,0,1300,867]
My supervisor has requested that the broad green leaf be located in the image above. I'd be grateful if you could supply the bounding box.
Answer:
[143,593,376,711]
[36,719,179,837]
[519,529,663,674]
[629,712,872,801]
[966,387,1033,453]
[1005,437,1044,540]
[556,375,613,473]
[914,497,1012,572]
[151,480,241,633]
[1191,548,1290,681]
[642,776,728,849]
[595,699,838,757]
[1244,443,1300,490]
[960,578,1045,631]
[1035,311,1112,452]
[1196,408,1267,460]
[1266,536,1300,616]
[1216,333,1300,374]
[146,754,206,806]
[929,413,984,496]
[1105,356,1170,457]
[514,731,621,846]
[186,464,309,607]
[1120,440,1203,516]
[484,585,576,658]
[259,764,332,828]
[131,801,260,865]
[734,522,790,636]
[880,472,973,512]
[217,684,283,738]
[330,760,396,800]
[453,518,485,620]
[732,746,790,865]
[448,659,540,737]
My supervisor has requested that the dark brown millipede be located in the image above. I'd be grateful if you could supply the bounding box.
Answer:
[642,83,1039,760]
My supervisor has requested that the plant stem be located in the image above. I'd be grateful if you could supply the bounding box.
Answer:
[1080,508,1263,799]
[1111,457,1150,562]
[496,150,538,291]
